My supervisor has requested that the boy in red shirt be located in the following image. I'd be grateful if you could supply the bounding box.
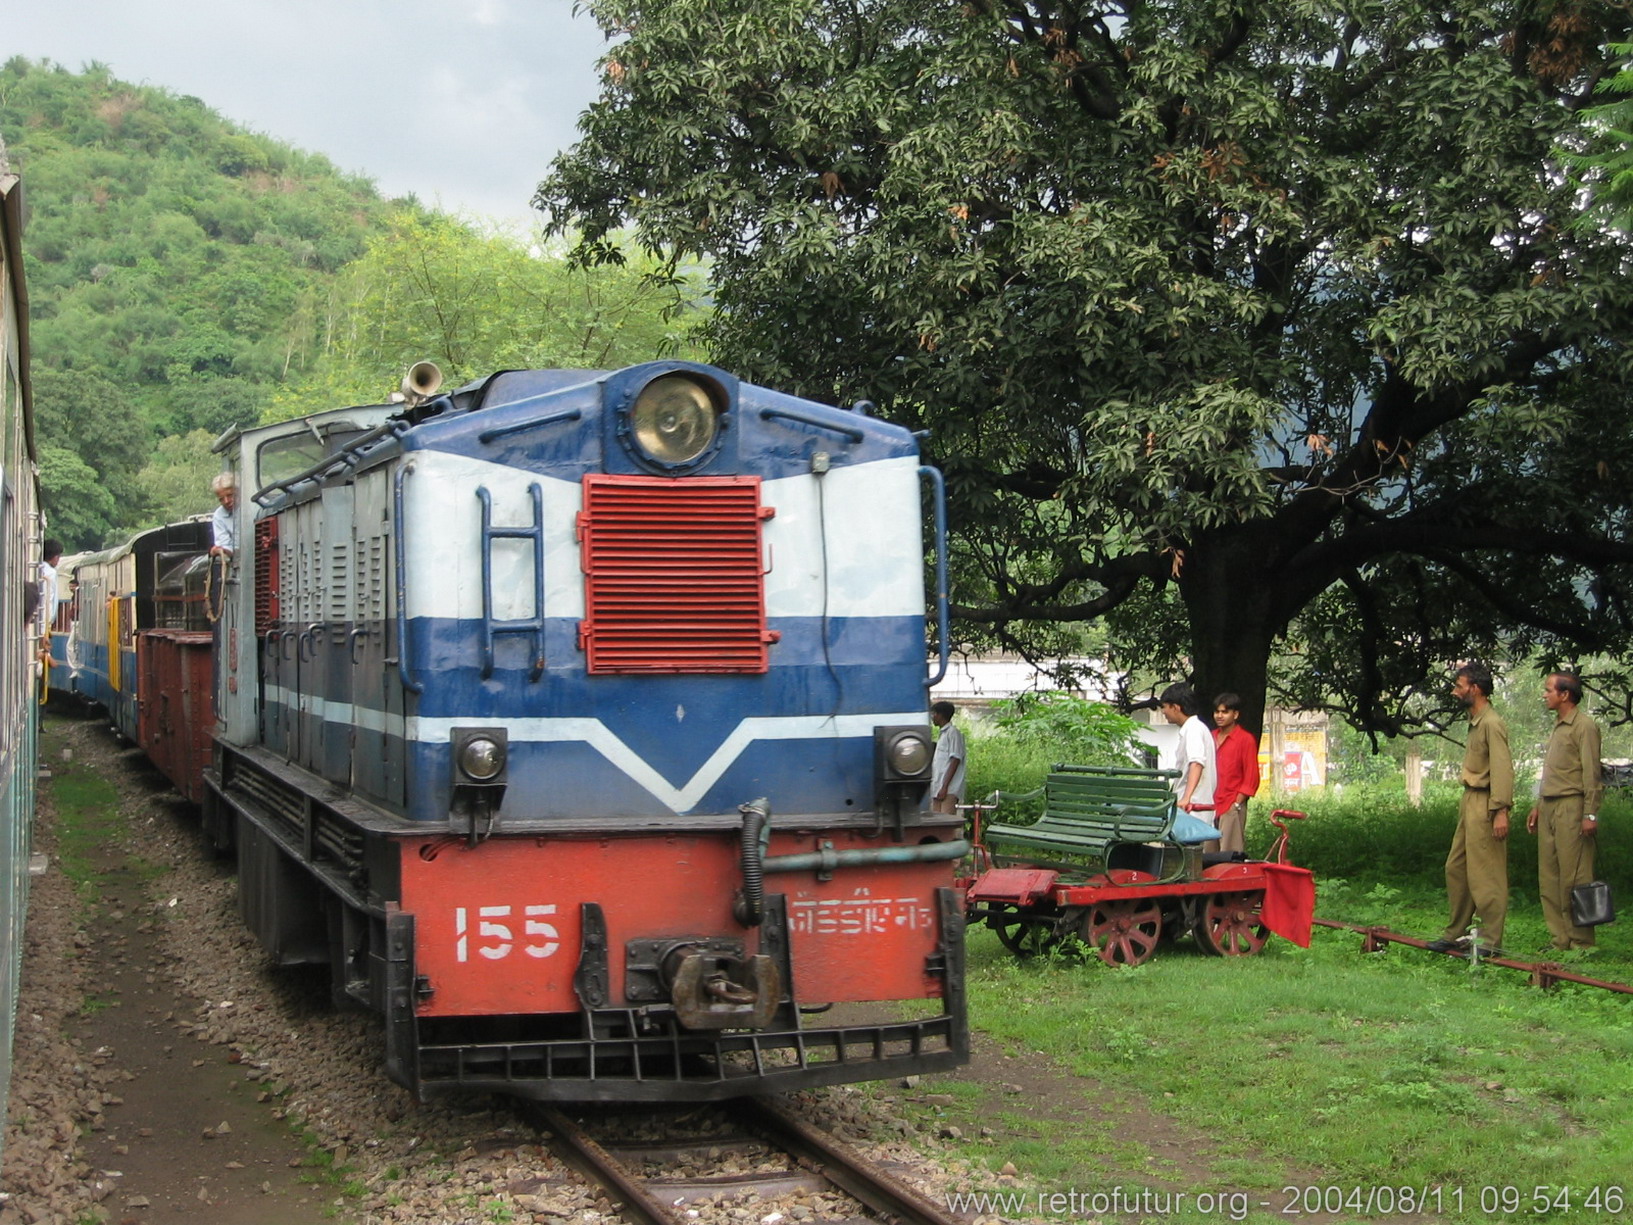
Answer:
[1210,692,1259,855]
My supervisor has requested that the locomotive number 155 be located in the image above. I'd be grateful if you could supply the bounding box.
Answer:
[453,904,561,962]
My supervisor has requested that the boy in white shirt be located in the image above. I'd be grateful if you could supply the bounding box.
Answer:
[1158,682,1216,814]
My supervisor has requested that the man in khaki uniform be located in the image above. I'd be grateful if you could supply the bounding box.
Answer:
[1427,663,1513,957]
[1525,672,1602,953]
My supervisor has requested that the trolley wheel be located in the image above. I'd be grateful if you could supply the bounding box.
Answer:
[1082,898,1163,967]
[988,910,1061,959]
[1194,890,1268,956]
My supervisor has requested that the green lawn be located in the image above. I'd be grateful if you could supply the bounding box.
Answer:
[881,783,1633,1223]
[889,914,1633,1223]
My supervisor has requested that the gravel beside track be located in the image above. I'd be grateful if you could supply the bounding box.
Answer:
[3,717,1003,1225]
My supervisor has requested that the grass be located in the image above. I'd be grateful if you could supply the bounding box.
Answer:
[39,720,162,1020]
[904,771,1633,1222]
[76,993,117,1017]
[42,730,126,896]
[899,921,1633,1222]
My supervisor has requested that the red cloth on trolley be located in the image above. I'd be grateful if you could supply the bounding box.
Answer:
[1259,863,1315,948]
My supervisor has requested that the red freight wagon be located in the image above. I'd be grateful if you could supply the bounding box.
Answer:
[136,629,214,804]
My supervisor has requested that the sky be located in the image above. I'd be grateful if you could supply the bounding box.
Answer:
[4,0,609,228]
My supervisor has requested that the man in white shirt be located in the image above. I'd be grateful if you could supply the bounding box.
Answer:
[930,701,966,815]
[38,538,62,662]
[1159,682,1216,814]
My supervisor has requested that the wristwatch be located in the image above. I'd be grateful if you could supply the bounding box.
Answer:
[1584,814,1598,823]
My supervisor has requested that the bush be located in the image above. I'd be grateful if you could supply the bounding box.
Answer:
[965,693,1146,820]
[1255,784,1631,900]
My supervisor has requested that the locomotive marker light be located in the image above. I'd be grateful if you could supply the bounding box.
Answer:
[874,725,935,835]
[450,727,509,844]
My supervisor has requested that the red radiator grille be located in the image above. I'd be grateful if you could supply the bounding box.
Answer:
[578,474,777,674]
[254,517,280,635]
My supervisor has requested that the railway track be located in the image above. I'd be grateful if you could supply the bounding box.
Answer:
[1315,917,1633,994]
[529,1097,968,1225]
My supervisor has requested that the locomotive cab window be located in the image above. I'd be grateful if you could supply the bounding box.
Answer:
[257,425,372,488]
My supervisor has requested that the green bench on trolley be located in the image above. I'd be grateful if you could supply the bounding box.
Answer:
[981,763,1210,881]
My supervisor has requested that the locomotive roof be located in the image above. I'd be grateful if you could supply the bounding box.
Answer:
[250,363,922,512]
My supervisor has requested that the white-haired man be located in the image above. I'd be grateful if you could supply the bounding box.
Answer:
[210,472,238,558]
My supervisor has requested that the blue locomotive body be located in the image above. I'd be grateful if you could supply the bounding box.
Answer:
[253,365,936,827]
[184,360,969,1101]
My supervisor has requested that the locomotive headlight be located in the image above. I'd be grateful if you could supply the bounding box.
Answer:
[629,374,721,466]
[875,725,934,786]
[888,731,932,777]
[458,736,506,782]
[451,727,509,786]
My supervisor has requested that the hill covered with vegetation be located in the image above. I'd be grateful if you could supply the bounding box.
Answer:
[2,57,697,549]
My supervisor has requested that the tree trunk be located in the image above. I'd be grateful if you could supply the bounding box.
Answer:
[1177,530,1281,739]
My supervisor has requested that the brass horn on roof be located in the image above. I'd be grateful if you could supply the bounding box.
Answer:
[398,361,443,406]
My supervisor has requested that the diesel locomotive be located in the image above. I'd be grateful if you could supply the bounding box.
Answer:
[52,360,969,1101]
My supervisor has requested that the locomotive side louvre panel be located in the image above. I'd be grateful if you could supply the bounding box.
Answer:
[293,497,324,772]
[352,467,404,809]
[253,518,279,634]
[319,483,356,786]
[577,474,775,674]
[259,512,283,756]
[263,508,298,757]
[327,506,351,621]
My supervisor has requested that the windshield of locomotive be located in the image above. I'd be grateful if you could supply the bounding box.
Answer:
[257,425,371,489]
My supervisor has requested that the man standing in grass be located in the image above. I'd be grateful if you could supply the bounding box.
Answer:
[930,701,966,816]
[1428,662,1513,957]
[1159,682,1216,817]
[1210,692,1259,855]
[1526,672,1603,954]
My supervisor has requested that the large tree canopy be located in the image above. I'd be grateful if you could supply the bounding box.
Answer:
[266,212,705,420]
[542,0,1633,733]
[1568,39,1633,232]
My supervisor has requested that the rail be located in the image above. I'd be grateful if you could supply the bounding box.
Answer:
[529,1098,967,1225]
[1313,918,1633,994]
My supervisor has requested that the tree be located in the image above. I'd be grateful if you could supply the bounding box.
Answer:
[541,0,1633,735]
[37,445,121,552]
[31,367,153,549]
[1567,40,1633,232]
[1,57,406,472]
[134,430,222,528]
[267,212,705,420]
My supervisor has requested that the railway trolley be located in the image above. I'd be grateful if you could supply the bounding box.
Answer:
[963,764,1315,966]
